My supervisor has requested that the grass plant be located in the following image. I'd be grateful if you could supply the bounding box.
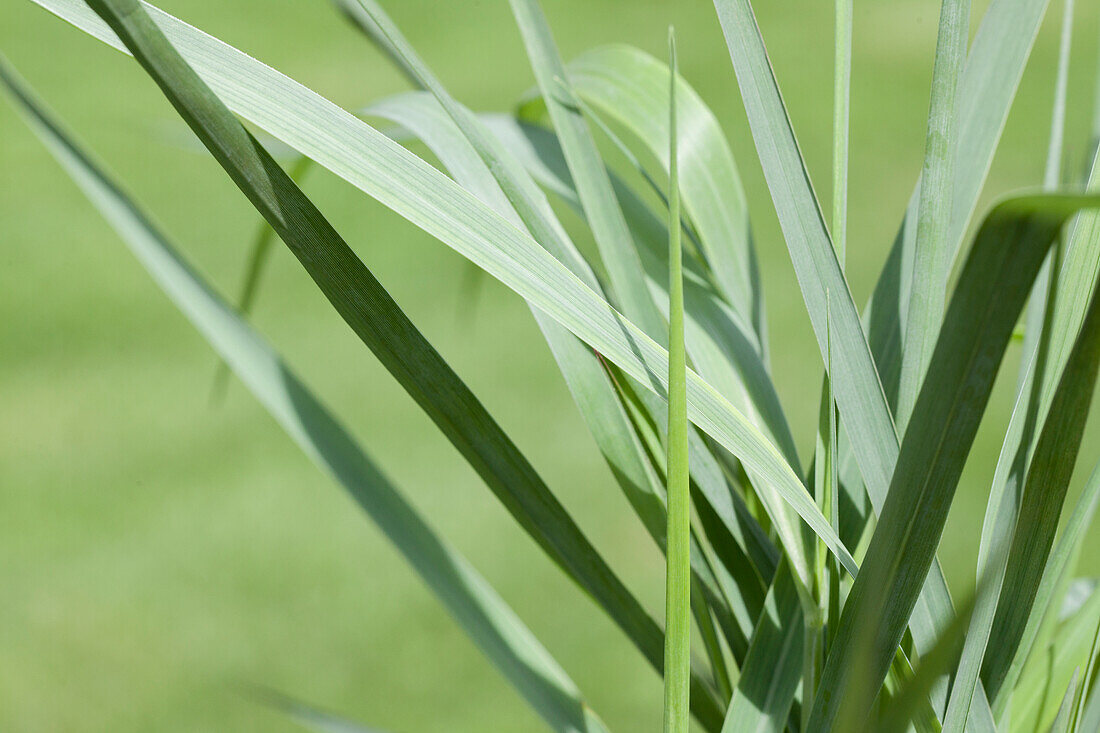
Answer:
[5,0,1100,730]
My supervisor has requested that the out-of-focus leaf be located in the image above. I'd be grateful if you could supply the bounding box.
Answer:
[1010,583,1100,732]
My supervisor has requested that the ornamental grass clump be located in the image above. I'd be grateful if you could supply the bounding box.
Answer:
[5,0,1100,730]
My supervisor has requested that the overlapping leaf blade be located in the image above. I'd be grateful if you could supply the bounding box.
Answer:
[948,137,1100,729]
[896,0,971,430]
[808,193,1100,731]
[536,44,763,347]
[1010,582,1100,732]
[709,2,988,725]
[33,0,858,586]
[66,3,701,727]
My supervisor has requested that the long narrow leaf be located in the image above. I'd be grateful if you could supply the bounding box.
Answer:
[866,0,1054,406]
[979,146,1100,703]
[506,0,665,340]
[662,31,690,732]
[896,0,971,429]
[720,562,803,733]
[1010,584,1100,732]
[991,460,1100,720]
[1050,672,1082,733]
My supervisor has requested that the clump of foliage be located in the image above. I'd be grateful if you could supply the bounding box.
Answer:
[5,0,1100,730]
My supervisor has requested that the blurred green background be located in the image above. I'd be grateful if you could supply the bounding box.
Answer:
[2,0,1100,730]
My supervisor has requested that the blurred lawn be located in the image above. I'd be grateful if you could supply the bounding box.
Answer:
[2,0,1100,730]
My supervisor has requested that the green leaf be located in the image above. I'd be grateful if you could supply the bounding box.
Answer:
[977,145,1100,707]
[662,30,690,733]
[720,562,803,733]
[1071,619,1100,730]
[709,0,897,503]
[878,590,978,733]
[808,193,1100,731]
[990,460,1100,721]
[1050,671,1081,733]
[67,3,694,727]
[1010,583,1100,732]
[506,0,666,341]
[896,0,971,430]
[0,53,607,733]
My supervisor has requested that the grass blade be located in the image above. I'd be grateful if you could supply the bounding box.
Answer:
[1071,620,1100,729]
[878,591,978,733]
[506,0,666,341]
[978,146,1100,705]
[991,460,1100,720]
[663,30,690,733]
[720,563,803,733]
[1010,586,1100,732]
[864,0,1054,413]
[896,0,971,430]
[710,0,898,503]
[1016,0,1075,405]
[808,193,1100,731]
[0,54,607,733]
[210,154,312,401]
[1051,671,1082,733]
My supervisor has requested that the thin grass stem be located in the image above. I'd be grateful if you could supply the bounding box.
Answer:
[662,25,691,733]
